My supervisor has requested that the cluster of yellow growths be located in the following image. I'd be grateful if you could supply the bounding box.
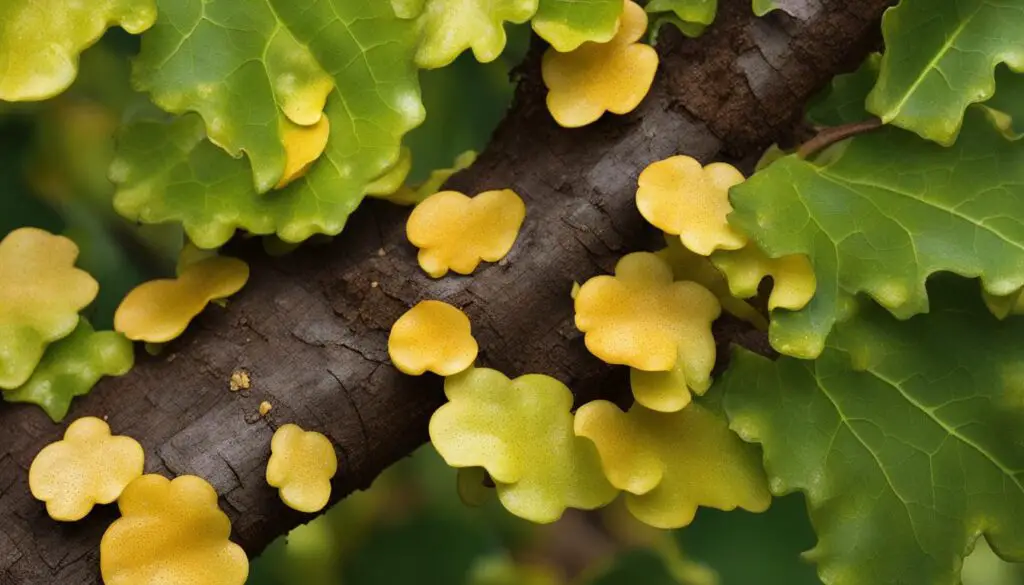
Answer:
[17,2,817,583]
[387,148,817,528]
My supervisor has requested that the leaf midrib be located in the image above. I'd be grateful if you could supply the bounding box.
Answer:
[881,2,984,119]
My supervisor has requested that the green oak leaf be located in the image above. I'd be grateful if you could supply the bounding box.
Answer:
[730,109,1024,358]
[133,0,338,193]
[646,0,717,25]
[408,0,538,69]
[113,1,425,248]
[865,0,1024,145]
[720,277,1024,585]
[4,319,133,422]
[0,0,156,102]
[533,0,623,52]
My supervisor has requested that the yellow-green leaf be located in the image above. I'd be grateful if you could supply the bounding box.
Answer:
[4,319,133,422]
[0,0,156,102]
[0,228,98,389]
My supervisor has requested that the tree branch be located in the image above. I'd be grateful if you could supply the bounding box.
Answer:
[0,1,890,582]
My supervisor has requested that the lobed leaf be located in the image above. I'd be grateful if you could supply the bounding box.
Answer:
[865,0,1024,145]
[730,109,1024,358]
[407,0,538,69]
[721,277,1024,585]
[533,0,623,52]
[114,0,425,244]
[4,319,134,422]
[0,228,98,389]
[0,0,155,102]
[575,401,771,529]
[430,367,618,523]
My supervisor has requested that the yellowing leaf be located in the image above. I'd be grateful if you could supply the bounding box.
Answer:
[266,424,338,513]
[542,0,658,127]
[4,319,134,422]
[365,147,414,199]
[101,474,248,585]
[575,401,770,529]
[430,367,618,523]
[276,115,331,189]
[636,156,747,256]
[29,417,144,522]
[0,227,98,389]
[410,0,538,69]
[711,245,816,311]
[0,0,156,101]
[574,252,720,378]
[407,189,526,278]
[388,300,479,376]
[114,256,249,343]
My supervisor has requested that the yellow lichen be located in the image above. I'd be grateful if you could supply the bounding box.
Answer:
[406,189,526,278]
[275,115,330,189]
[711,245,817,311]
[636,156,748,256]
[638,155,745,256]
[430,367,618,523]
[388,300,479,376]
[0,227,98,389]
[575,401,771,528]
[28,417,144,522]
[100,474,248,585]
[259,401,273,416]
[574,252,720,381]
[629,360,699,413]
[655,236,767,330]
[266,424,337,513]
[114,256,249,343]
[541,0,658,128]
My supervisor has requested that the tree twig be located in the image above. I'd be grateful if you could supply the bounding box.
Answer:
[797,117,883,159]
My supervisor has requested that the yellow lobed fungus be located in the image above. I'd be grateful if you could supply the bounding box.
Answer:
[100,474,248,585]
[541,0,658,128]
[711,245,817,311]
[266,423,338,513]
[636,155,748,256]
[575,401,771,529]
[406,189,526,278]
[388,300,479,376]
[28,417,144,522]
[275,115,331,189]
[430,367,618,523]
[655,236,767,329]
[0,227,98,389]
[629,360,700,413]
[574,252,720,379]
[114,256,249,343]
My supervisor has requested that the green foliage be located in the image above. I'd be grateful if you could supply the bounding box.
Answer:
[132,0,337,192]
[114,0,424,246]
[4,319,133,422]
[730,109,1024,358]
[645,0,716,25]
[406,0,537,69]
[866,0,1024,144]
[720,277,1024,585]
[0,0,155,102]
[533,0,623,51]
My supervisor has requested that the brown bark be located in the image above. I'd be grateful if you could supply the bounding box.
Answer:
[0,1,889,582]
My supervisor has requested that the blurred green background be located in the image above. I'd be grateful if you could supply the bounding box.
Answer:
[2,25,1022,585]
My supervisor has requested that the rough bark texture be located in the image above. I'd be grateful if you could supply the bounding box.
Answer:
[0,1,889,582]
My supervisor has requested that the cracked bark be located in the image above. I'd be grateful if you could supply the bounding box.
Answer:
[0,1,890,582]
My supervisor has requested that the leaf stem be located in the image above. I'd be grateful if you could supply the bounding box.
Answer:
[797,117,883,159]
